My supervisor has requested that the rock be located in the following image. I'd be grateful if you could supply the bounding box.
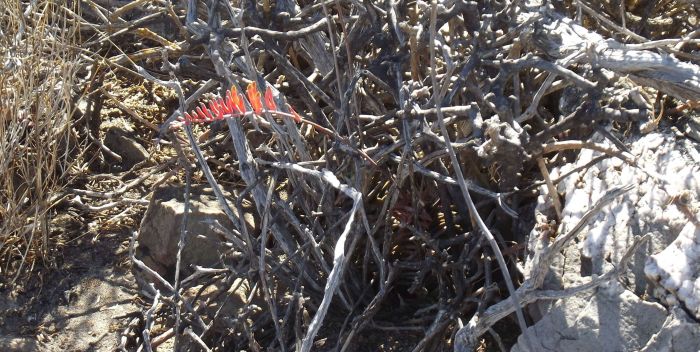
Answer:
[514,131,700,351]
[103,126,149,169]
[135,185,238,286]
[645,222,700,319]
[536,132,698,294]
[552,133,697,295]
[639,307,700,351]
[513,289,667,352]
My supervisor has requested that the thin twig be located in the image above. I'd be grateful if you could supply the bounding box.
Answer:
[140,287,160,352]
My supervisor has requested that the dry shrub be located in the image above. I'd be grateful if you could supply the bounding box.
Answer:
[0,0,84,282]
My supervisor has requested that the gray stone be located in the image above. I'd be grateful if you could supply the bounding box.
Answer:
[103,126,149,168]
[513,289,667,352]
[135,185,237,285]
[639,307,700,352]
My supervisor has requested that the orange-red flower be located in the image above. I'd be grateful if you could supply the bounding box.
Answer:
[246,82,263,115]
[180,82,302,125]
[227,86,245,114]
[263,86,277,111]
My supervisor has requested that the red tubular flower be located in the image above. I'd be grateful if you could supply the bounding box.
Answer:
[183,111,195,124]
[225,91,235,114]
[205,103,216,121]
[247,82,263,115]
[289,107,302,123]
[227,86,245,115]
[195,104,210,121]
[209,99,222,119]
[264,86,277,111]
[216,97,229,115]
[215,98,226,119]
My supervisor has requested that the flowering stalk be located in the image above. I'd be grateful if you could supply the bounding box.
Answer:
[179,80,377,166]
[180,82,301,125]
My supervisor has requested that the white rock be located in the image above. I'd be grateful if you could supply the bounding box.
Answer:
[645,223,700,318]
[514,131,700,351]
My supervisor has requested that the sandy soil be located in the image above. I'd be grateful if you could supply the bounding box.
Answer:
[0,228,140,351]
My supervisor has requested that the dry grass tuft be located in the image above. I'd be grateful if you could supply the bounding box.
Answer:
[0,0,85,282]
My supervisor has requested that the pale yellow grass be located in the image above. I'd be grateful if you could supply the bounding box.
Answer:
[0,0,85,282]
